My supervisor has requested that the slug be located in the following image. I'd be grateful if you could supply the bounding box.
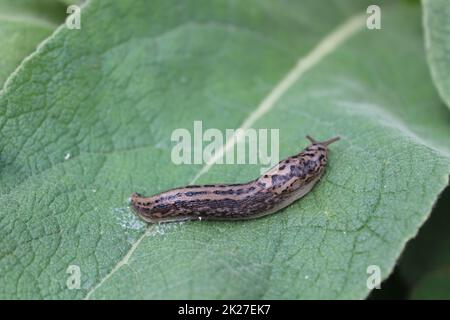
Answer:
[131,135,340,223]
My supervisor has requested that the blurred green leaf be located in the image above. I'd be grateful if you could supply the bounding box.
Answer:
[0,0,449,299]
[398,186,450,299]
[423,0,450,110]
[411,267,450,299]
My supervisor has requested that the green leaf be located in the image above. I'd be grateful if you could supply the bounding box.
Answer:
[0,0,449,299]
[0,0,67,87]
[423,0,450,110]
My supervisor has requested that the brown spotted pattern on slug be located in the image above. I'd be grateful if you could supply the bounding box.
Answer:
[131,135,340,223]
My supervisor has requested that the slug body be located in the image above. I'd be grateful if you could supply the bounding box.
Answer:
[131,135,339,223]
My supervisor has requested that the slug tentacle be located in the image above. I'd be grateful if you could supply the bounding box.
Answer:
[131,135,339,223]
